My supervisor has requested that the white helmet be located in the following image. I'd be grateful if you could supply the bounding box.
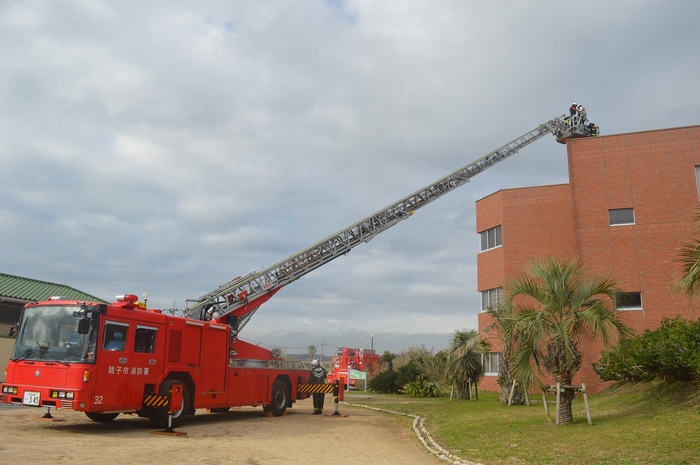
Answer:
[311,359,319,366]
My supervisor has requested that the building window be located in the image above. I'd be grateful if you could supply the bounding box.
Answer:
[609,208,635,226]
[481,287,503,311]
[695,166,700,199]
[480,225,502,251]
[482,352,501,376]
[616,292,642,310]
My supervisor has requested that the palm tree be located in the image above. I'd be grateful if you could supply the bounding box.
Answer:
[504,257,633,424]
[673,206,700,298]
[445,329,487,400]
[381,351,397,372]
[484,302,526,404]
[307,345,317,360]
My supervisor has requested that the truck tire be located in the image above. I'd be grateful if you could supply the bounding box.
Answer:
[150,380,190,429]
[264,380,289,417]
[85,412,119,422]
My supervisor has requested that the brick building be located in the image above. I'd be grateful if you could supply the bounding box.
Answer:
[476,125,700,394]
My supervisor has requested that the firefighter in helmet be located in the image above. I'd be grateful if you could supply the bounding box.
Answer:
[309,359,327,415]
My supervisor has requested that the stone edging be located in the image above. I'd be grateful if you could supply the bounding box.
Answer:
[342,402,483,465]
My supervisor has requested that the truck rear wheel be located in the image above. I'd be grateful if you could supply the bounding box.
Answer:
[264,380,289,417]
[150,380,190,429]
[85,412,119,422]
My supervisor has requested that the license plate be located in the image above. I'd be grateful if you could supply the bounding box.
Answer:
[23,391,40,406]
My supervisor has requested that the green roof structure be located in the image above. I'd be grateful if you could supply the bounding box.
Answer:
[0,272,108,304]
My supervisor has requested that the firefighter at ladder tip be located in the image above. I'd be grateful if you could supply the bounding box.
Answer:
[565,102,599,137]
[310,359,327,415]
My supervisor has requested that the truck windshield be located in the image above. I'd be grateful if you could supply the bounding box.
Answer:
[11,305,99,364]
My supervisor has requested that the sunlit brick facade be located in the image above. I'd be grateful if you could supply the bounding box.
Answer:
[477,125,700,394]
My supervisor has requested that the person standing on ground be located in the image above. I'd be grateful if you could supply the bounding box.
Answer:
[309,359,327,415]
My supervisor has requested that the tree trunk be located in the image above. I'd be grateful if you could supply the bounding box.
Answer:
[499,378,525,405]
[498,357,524,405]
[554,375,576,424]
[456,381,469,399]
[558,387,575,424]
[544,341,581,424]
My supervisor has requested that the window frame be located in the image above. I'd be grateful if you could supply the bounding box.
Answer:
[482,352,501,376]
[479,225,502,252]
[481,287,503,312]
[102,321,129,351]
[609,208,635,226]
[616,291,642,310]
[134,325,158,354]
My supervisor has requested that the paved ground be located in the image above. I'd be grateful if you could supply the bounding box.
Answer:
[0,398,446,464]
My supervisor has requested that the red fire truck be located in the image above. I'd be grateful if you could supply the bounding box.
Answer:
[1,108,596,427]
[1,294,309,427]
[327,347,381,388]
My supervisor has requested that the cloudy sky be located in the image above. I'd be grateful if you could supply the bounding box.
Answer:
[1,1,698,356]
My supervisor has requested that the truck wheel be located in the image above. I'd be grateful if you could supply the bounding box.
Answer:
[150,380,190,429]
[265,380,289,417]
[85,412,119,422]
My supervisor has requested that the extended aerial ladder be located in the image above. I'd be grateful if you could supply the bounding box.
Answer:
[185,109,597,333]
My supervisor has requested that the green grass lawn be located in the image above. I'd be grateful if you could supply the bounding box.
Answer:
[343,381,700,465]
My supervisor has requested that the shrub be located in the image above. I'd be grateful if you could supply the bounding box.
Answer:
[595,317,700,382]
[403,380,443,398]
[396,361,421,386]
[368,370,402,394]
[594,337,648,381]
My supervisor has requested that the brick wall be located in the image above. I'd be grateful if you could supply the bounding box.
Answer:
[476,125,700,395]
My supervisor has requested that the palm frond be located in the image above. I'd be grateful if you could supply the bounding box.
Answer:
[672,205,700,300]
[502,256,632,386]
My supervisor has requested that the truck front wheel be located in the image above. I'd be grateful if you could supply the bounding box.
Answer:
[264,380,289,417]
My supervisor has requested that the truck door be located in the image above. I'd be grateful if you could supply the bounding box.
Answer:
[94,320,164,411]
[93,320,131,410]
[198,324,228,393]
[125,323,163,407]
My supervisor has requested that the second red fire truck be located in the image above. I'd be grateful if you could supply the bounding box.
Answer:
[327,347,381,388]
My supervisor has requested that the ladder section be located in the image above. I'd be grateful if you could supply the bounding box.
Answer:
[185,113,590,329]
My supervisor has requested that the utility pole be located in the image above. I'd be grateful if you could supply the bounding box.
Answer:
[319,340,330,363]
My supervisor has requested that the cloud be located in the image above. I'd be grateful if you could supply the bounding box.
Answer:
[1,1,699,353]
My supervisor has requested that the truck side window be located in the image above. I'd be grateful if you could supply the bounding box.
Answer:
[134,326,157,353]
[103,322,128,351]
